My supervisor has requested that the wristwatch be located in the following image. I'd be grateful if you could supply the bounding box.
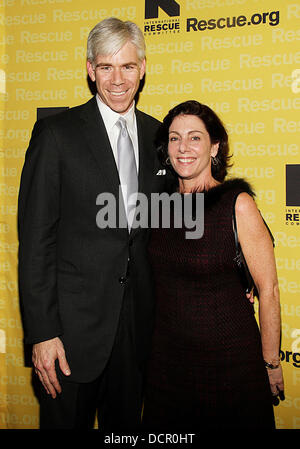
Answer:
[264,360,280,369]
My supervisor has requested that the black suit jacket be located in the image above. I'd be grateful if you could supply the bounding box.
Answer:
[18,96,167,382]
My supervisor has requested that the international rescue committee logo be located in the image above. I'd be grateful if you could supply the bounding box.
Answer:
[144,0,180,36]
[143,0,281,35]
[285,164,300,226]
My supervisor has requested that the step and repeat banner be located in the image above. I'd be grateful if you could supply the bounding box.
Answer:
[0,0,299,429]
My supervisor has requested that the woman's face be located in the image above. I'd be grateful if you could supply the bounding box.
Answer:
[168,114,219,185]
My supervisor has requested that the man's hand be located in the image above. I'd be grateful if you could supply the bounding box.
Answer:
[32,337,71,398]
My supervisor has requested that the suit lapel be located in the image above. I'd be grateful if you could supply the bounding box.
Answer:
[136,109,155,198]
[78,97,128,232]
[78,97,120,198]
[78,99,155,195]
[77,99,156,236]
[129,109,156,237]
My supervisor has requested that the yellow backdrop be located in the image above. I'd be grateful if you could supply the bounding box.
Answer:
[0,0,299,429]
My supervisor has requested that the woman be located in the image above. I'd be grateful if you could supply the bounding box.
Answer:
[142,100,284,430]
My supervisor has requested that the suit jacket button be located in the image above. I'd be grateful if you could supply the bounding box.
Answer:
[119,276,127,284]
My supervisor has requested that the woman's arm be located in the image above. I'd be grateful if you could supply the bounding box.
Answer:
[235,192,284,396]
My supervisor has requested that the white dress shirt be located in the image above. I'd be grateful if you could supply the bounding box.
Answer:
[96,95,139,172]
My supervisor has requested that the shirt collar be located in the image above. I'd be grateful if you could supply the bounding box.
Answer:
[96,95,136,133]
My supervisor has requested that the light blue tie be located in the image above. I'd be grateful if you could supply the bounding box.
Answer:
[116,117,138,230]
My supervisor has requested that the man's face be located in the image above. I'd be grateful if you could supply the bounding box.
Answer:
[87,41,145,114]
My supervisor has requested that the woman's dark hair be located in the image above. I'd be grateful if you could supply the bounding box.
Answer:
[156,100,232,182]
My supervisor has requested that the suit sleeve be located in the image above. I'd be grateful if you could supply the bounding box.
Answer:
[18,119,63,344]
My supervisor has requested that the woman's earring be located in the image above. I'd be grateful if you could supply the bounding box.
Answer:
[165,157,171,165]
[211,156,219,166]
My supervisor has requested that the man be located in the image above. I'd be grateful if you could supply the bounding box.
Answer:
[18,17,167,430]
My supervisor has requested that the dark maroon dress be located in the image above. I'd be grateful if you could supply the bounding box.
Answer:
[142,179,275,430]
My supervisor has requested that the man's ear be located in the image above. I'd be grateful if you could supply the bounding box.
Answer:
[87,60,96,82]
[140,58,146,80]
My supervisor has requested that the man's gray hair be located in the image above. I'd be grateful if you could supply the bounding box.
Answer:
[87,17,146,65]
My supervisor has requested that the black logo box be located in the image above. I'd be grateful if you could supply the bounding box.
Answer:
[145,0,180,19]
[37,107,69,120]
[286,164,300,207]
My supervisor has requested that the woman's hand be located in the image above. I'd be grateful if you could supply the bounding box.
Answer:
[266,364,284,398]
